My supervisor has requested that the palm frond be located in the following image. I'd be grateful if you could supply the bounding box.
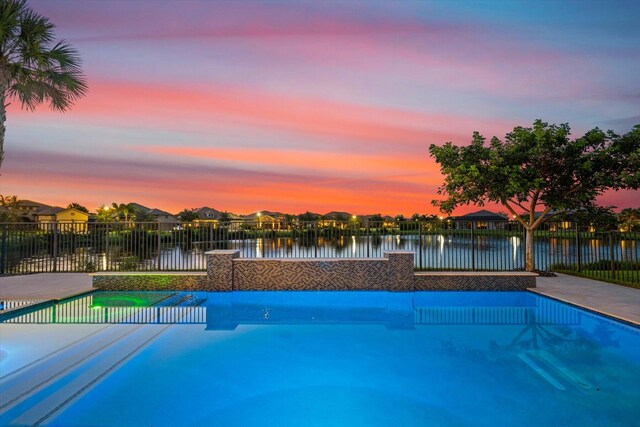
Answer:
[1,0,86,112]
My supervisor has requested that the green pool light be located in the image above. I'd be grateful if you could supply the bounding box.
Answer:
[91,305,102,310]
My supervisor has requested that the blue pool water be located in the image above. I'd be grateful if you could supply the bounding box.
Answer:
[0,291,638,426]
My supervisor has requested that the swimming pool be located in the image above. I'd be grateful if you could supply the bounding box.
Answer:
[0,291,638,426]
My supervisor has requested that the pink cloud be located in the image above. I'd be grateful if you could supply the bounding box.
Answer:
[10,79,512,152]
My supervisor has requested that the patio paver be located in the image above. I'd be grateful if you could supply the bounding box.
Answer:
[0,273,94,300]
[531,273,640,326]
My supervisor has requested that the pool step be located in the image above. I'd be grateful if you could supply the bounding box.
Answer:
[0,296,201,426]
[529,350,596,391]
[519,350,596,392]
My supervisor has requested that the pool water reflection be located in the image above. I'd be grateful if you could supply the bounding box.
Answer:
[0,291,638,426]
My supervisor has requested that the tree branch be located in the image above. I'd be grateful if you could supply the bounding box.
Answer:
[508,198,528,211]
[503,203,529,229]
[531,206,554,229]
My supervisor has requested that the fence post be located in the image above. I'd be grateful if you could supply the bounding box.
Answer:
[156,223,162,270]
[609,231,616,280]
[261,221,266,258]
[0,223,6,274]
[470,221,476,271]
[575,223,581,272]
[314,222,318,258]
[366,220,370,258]
[418,222,423,270]
[105,223,110,271]
[52,223,59,272]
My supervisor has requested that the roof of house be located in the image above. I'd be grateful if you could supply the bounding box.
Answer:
[323,211,352,219]
[195,206,220,213]
[17,200,51,209]
[454,210,508,221]
[243,212,276,220]
[147,208,175,217]
[34,207,65,216]
[128,202,151,212]
[260,210,286,217]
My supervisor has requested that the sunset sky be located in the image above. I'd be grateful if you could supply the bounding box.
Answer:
[2,0,639,215]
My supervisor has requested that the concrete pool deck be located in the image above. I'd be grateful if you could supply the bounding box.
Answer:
[0,272,638,325]
[0,273,94,300]
[531,273,640,326]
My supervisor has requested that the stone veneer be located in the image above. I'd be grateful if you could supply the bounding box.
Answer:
[92,272,208,291]
[414,272,536,291]
[91,251,537,291]
[218,250,414,291]
[206,250,239,291]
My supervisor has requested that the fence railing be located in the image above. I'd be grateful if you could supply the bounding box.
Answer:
[1,220,638,284]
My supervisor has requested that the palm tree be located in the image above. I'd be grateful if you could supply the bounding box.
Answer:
[67,202,88,213]
[0,0,87,170]
[111,203,136,223]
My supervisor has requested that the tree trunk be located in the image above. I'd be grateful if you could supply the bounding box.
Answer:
[0,91,6,171]
[525,227,535,272]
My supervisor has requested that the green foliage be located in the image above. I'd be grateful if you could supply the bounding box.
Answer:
[177,208,199,222]
[564,206,619,231]
[0,194,20,221]
[67,203,89,213]
[77,259,97,272]
[133,208,155,222]
[218,211,232,226]
[118,256,140,271]
[429,120,640,225]
[0,0,87,169]
[367,213,384,223]
[298,211,320,222]
[618,208,640,232]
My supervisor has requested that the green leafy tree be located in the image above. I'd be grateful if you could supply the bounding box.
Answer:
[95,205,116,222]
[564,206,618,232]
[298,211,320,222]
[67,202,88,213]
[0,194,19,221]
[333,213,349,222]
[429,120,640,271]
[218,211,232,226]
[177,208,199,222]
[0,0,87,169]
[111,202,136,222]
[133,208,155,222]
[367,214,383,224]
[618,208,640,232]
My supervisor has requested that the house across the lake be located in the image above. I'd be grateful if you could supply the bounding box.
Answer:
[34,207,90,230]
[453,210,508,230]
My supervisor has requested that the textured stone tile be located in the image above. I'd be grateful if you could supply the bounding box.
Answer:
[93,274,208,291]
[233,259,389,290]
[385,251,414,291]
[206,250,240,291]
[414,273,535,291]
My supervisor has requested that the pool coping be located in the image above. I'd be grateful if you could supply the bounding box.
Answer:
[527,288,640,328]
[0,289,96,321]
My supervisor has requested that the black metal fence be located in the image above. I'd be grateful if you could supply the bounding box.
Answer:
[1,220,638,285]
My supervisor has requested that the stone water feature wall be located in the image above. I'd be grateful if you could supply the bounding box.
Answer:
[92,250,536,291]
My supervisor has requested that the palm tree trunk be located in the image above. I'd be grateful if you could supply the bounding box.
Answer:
[0,91,6,171]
